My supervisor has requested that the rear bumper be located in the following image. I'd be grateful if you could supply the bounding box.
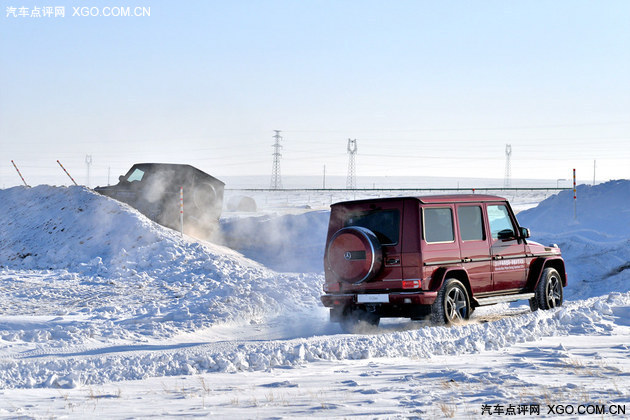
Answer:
[321,291,438,308]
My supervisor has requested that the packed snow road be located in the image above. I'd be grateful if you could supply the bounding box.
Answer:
[1,183,629,417]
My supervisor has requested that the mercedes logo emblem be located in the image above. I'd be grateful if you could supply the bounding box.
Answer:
[344,251,352,260]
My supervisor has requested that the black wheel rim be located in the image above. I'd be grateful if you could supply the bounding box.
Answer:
[445,287,467,322]
[546,274,562,308]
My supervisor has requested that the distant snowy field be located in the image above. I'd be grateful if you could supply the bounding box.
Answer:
[0,181,628,418]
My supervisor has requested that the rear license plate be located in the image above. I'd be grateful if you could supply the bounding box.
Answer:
[357,294,389,303]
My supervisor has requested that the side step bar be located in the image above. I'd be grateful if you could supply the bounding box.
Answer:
[475,293,534,306]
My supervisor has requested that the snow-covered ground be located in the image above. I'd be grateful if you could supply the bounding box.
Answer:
[0,182,628,418]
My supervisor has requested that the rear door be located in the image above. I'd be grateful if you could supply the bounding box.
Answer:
[487,203,527,291]
[456,204,492,294]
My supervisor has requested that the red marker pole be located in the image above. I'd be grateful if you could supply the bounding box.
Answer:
[180,186,184,236]
[11,160,30,187]
[57,160,78,186]
[573,168,577,220]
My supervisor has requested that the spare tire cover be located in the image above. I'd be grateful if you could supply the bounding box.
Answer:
[327,226,383,284]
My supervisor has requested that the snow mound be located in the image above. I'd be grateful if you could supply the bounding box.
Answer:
[518,179,630,240]
[0,186,323,339]
[1,185,172,273]
[518,180,630,299]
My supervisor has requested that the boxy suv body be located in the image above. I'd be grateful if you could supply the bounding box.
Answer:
[95,163,224,237]
[321,195,566,329]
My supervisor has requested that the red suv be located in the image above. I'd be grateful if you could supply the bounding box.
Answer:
[321,195,566,330]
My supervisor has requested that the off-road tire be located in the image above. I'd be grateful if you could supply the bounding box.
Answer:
[535,267,563,310]
[431,278,471,325]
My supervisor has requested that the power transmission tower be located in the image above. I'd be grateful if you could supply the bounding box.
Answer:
[270,130,283,190]
[346,139,357,189]
[503,144,512,188]
[85,155,93,187]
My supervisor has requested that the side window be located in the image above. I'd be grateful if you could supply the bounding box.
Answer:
[423,207,454,243]
[458,206,485,241]
[487,204,515,239]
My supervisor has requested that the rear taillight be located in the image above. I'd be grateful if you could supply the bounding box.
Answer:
[402,280,421,289]
[323,282,341,293]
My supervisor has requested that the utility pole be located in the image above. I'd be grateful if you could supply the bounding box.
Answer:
[503,144,512,188]
[573,168,577,220]
[346,139,357,189]
[323,164,326,189]
[270,130,283,190]
[85,155,93,187]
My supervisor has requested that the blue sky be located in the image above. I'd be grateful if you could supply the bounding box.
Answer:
[1,0,629,187]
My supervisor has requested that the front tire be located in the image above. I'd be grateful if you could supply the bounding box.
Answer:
[535,267,563,310]
[431,279,471,325]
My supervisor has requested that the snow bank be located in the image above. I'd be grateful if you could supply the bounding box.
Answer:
[518,179,630,240]
[0,186,323,341]
[518,180,630,299]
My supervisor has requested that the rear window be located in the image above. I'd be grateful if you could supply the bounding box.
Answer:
[345,210,400,245]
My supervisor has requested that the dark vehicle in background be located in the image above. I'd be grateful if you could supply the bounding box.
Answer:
[321,195,566,331]
[95,163,224,237]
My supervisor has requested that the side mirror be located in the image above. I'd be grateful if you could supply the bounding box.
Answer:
[497,229,515,240]
[520,227,531,238]
[118,175,125,183]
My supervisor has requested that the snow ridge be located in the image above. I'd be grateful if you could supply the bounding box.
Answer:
[0,291,627,389]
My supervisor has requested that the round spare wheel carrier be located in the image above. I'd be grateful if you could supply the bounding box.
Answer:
[327,226,383,284]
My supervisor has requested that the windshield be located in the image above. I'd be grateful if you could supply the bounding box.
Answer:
[126,168,145,182]
[344,209,400,245]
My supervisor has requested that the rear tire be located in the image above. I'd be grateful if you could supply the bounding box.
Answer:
[535,267,563,310]
[431,279,471,325]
